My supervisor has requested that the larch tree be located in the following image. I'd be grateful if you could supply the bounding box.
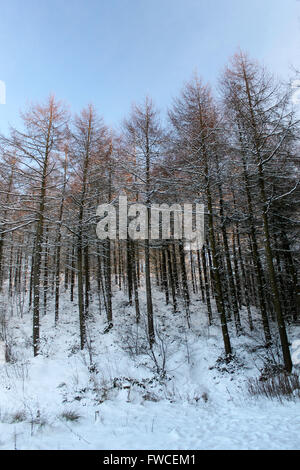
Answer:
[3,96,68,355]
[221,51,299,371]
[169,76,232,356]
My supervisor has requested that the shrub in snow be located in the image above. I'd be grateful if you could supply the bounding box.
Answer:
[248,372,300,402]
[60,410,81,422]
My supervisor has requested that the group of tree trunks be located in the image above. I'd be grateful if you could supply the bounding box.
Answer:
[0,52,299,372]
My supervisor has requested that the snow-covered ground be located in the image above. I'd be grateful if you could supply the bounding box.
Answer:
[0,287,299,450]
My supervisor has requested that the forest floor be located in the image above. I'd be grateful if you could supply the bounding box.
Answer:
[0,286,299,450]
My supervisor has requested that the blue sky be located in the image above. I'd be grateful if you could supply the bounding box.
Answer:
[0,0,299,132]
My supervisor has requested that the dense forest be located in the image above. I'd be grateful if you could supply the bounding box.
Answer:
[0,51,299,375]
